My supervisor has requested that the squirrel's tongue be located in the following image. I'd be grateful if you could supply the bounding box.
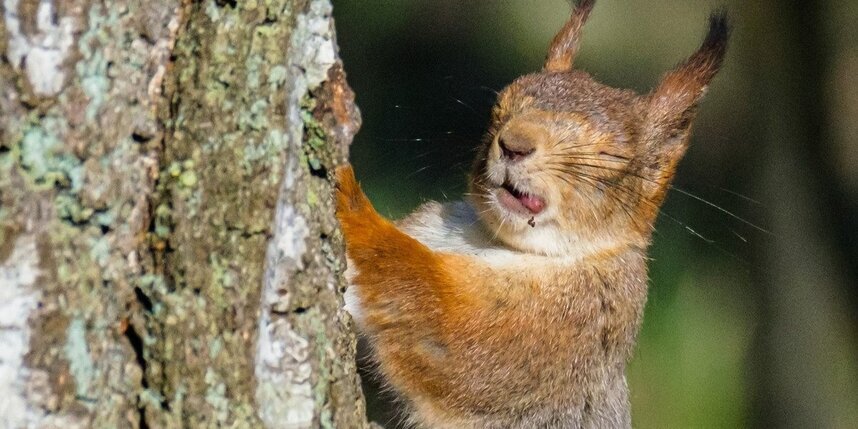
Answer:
[518,193,545,214]
[501,183,546,215]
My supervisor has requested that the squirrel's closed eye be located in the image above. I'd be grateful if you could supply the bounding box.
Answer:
[598,151,630,163]
[341,2,732,428]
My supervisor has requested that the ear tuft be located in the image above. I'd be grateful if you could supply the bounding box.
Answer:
[687,10,731,86]
[648,11,731,131]
[655,10,730,106]
[544,0,596,72]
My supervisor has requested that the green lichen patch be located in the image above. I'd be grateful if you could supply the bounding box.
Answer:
[3,0,369,426]
[0,1,187,426]
[145,0,305,426]
[65,318,98,404]
[301,95,328,174]
[17,120,84,191]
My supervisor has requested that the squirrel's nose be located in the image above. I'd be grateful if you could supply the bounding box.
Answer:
[498,135,535,162]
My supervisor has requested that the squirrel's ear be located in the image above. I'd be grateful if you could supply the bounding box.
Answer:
[544,0,595,72]
[646,12,730,137]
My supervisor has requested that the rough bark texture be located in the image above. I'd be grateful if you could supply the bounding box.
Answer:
[0,0,370,428]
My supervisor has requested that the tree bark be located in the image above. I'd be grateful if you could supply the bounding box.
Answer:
[0,0,370,428]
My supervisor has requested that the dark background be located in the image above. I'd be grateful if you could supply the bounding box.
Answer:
[331,1,858,427]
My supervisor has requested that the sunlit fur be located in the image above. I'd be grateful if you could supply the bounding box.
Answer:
[469,82,650,257]
[338,2,729,428]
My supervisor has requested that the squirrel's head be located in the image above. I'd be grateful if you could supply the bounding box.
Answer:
[469,0,729,256]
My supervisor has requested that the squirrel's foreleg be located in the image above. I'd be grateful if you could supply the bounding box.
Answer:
[335,166,483,399]
[335,165,459,331]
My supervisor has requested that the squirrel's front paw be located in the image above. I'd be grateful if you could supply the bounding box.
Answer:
[334,165,369,213]
[334,165,378,243]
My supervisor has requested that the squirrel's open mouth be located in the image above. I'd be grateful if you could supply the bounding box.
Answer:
[498,181,546,215]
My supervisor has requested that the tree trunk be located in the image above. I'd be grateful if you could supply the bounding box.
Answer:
[0,0,370,428]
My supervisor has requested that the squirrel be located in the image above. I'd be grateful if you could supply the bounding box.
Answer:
[335,1,729,428]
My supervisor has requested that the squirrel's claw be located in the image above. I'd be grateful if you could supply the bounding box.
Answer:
[334,165,379,243]
[335,164,370,213]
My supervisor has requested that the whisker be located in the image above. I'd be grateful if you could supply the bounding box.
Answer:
[669,186,773,236]
[548,154,629,165]
[563,174,608,222]
[376,136,430,142]
[478,85,500,95]
[553,142,605,151]
[568,171,645,221]
[546,160,772,237]
[718,187,763,206]
[405,165,434,179]
[569,171,752,262]
[552,151,766,214]
[680,223,716,244]
[448,95,482,118]
[545,161,660,186]
[491,215,507,243]
[410,150,439,161]
[551,168,640,227]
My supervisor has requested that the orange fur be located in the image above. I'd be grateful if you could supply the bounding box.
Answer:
[337,2,729,428]
[337,166,647,428]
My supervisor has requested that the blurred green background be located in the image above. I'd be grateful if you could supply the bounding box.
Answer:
[330,1,858,427]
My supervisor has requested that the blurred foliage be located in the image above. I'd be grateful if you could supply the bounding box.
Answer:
[332,1,858,427]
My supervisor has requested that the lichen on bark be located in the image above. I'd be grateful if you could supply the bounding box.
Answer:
[2,0,370,427]
[1,0,181,427]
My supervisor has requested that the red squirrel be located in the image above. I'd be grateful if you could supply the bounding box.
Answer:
[336,1,729,427]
